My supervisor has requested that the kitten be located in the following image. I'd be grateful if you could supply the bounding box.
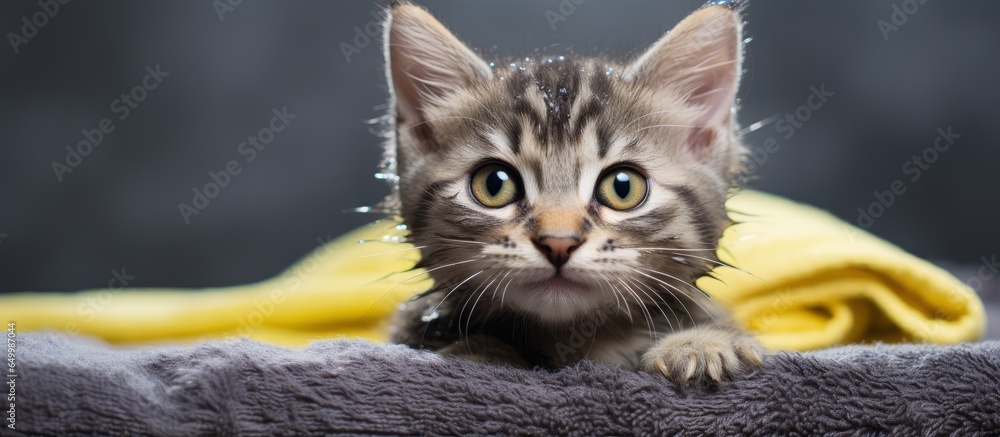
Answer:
[383,1,765,387]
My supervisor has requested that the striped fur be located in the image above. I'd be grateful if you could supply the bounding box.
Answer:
[384,1,765,387]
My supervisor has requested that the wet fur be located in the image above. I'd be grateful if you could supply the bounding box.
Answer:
[383,1,764,387]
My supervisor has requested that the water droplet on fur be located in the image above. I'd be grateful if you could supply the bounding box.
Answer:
[489,62,495,67]
[743,37,753,44]
[509,63,516,69]
[421,309,440,322]
[395,224,408,231]
[547,58,553,63]
[557,55,565,61]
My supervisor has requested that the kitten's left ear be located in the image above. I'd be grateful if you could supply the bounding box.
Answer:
[384,3,493,152]
[624,5,743,148]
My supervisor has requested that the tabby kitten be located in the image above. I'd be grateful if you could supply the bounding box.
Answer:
[384,1,765,387]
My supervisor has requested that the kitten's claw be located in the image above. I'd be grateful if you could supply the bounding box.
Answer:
[642,326,765,388]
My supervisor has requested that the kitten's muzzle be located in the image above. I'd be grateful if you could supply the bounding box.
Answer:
[532,236,583,268]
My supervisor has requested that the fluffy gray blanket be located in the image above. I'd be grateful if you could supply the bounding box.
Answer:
[7,332,1000,436]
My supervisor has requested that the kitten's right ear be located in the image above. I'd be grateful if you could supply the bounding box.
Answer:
[384,3,493,151]
[622,4,743,160]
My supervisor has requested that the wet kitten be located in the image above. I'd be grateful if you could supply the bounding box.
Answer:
[383,1,765,387]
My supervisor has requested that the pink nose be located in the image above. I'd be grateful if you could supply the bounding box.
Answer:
[533,236,582,267]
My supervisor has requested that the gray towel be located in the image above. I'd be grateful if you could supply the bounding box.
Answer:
[7,332,1000,436]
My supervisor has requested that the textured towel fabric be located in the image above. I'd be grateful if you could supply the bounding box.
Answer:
[8,333,1000,436]
[0,191,986,351]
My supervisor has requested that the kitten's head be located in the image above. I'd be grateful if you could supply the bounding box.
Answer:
[384,2,746,323]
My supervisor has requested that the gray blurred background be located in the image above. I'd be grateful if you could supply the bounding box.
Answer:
[1,1,998,292]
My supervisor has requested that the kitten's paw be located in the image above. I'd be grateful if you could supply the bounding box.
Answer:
[439,335,529,367]
[642,326,765,388]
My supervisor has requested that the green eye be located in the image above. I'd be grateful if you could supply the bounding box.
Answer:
[470,163,522,208]
[595,167,648,211]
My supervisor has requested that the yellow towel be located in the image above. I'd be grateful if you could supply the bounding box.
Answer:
[0,190,984,350]
[700,191,984,350]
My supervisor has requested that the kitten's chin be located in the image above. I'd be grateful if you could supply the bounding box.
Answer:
[505,273,608,324]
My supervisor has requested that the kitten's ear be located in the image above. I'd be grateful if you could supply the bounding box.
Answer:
[384,3,493,151]
[624,5,743,148]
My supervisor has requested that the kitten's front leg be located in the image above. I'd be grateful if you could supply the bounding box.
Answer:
[642,325,765,388]
[439,335,530,367]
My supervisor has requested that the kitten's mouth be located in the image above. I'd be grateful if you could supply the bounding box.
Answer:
[528,274,589,292]
[507,272,605,323]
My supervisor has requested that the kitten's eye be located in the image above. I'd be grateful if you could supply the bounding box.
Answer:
[470,163,522,208]
[595,167,648,211]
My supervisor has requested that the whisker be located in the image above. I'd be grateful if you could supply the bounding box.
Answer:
[404,115,493,132]
[631,266,719,323]
[490,269,515,305]
[597,272,624,316]
[481,269,514,329]
[657,251,739,270]
[635,249,775,286]
[736,113,782,136]
[628,267,699,325]
[599,273,631,324]
[615,277,655,340]
[667,252,775,286]
[359,245,427,258]
[460,269,505,338]
[419,268,489,350]
[625,247,718,252]
[622,275,673,337]
[500,272,526,309]
[432,236,488,246]
[608,108,689,146]
[351,257,482,328]
[624,122,701,138]
[429,269,487,317]
[400,258,481,292]
[627,276,679,333]
[632,265,710,299]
